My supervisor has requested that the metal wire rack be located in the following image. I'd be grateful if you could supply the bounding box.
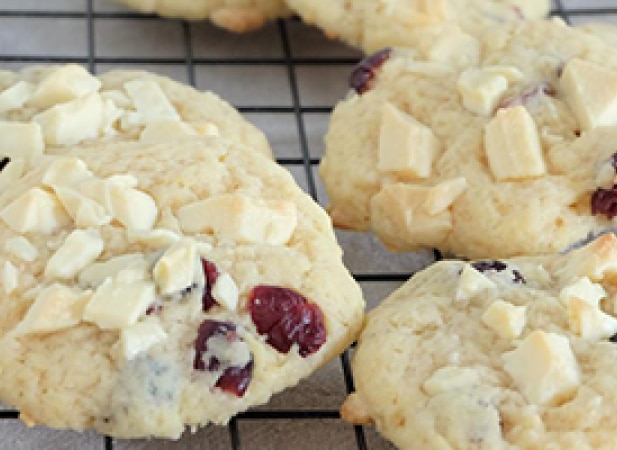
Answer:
[0,0,616,449]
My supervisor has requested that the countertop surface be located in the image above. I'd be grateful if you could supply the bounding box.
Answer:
[0,0,616,449]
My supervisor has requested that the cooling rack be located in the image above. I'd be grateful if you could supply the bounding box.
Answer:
[0,0,616,448]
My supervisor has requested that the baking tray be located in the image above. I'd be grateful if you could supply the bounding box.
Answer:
[0,0,616,448]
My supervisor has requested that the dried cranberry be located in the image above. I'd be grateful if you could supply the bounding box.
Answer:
[0,157,8,172]
[497,82,555,110]
[194,320,253,397]
[472,261,507,272]
[611,153,617,171]
[146,303,163,315]
[592,185,617,219]
[349,48,392,95]
[512,270,526,284]
[249,286,326,357]
[201,259,220,311]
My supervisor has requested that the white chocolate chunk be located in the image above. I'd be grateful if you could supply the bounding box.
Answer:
[561,58,617,131]
[108,186,158,231]
[456,264,496,301]
[99,98,123,137]
[422,366,480,396]
[178,194,298,245]
[0,158,25,192]
[4,236,38,262]
[83,277,156,329]
[503,330,580,406]
[53,186,111,228]
[0,187,70,234]
[377,104,440,179]
[0,81,34,113]
[42,157,94,188]
[153,240,198,296]
[555,234,617,283]
[33,93,104,146]
[101,89,132,109]
[568,297,617,341]
[45,229,104,280]
[371,183,453,249]
[0,122,44,160]
[202,334,251,368]
[28,64,101,109]
[80,175,138,210]
[211,272,239,312]
[484,106,546,180]
[559,277,606,307]
[482,66,524,83]
[139,119,198,143]
[423,178,468,215]
[120,321,167,360]
[1,261,18,294]
[127,228,180,247]
[79,253,148,288]
[12,283,91,336]
[123,79,179,124]
[481,300,526,339]
[457,68,509,116]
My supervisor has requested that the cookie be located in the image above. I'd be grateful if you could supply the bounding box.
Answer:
[580,22,617,49]
[343,233,617,449]
[0,64,271,176]
[116,0,291,33]
[320,20,617,259]
[0,137,364,438]
[287,0,549,54]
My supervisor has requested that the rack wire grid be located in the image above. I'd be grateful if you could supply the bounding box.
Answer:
[0,0,616,449]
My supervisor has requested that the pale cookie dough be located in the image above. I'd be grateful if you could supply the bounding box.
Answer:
[0,64,271,173]
[287,0,549,54]
[580,22,617,49]
[343,233,617,450]
[321,20,617,258]
[0,137,364,438]
[116,0,291,32]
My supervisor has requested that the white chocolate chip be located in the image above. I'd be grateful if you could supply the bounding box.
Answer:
[484,106,546,180]
[422,178,468,215]
[211,272,239,312]
[153,240,198,296]
[126,228,181,247]
[12,283,91,336]
[568,297,617,341]
[28,64,101,109]
[0,122,44,160]
[377,103,440,179]
[45,229,104,280]
[33,93,105,146]
[456,264,496,302]
[0,81,34,114]
[458,68,509,116]
[559,277,606,307]
[53,186,111,228]
[561,58,617,131]
[503,330,580,406]
[108,186,158,231]
[42,157,94,188]
[78,253,148,288]
[426,30,480,69]
[423,366,480,396]
[0,158,26,192]
[83,277,156,330]
[481,299,526,339]
[120,321,167,361]
[0,187,71,234]
[1,260,18,294]
[4,236,38,262]
[177,194,298,245]
[123,79,180,124]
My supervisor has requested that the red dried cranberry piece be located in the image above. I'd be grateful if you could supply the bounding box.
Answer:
[201,259,220,312]
[472,261,507,272]
[249,286,326,357]
[497,82,555,110]
[194,320,253,397]
[592,185,617,219]
[0,157,9,172]
[611,153,617,171]
[349,48,392,95]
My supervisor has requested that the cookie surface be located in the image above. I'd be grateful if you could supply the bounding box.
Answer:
[0,64,271,172]
[116,0,291,32]
[287,0,549,53]
[343,233,617,449]
[0,138,364,438]
[321,20,617,258]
